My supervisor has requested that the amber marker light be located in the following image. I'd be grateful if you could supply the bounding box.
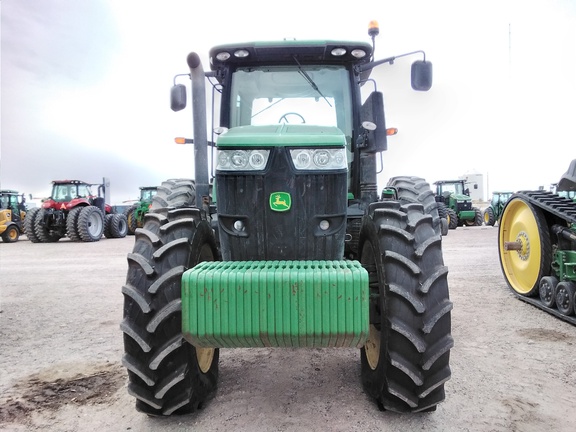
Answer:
[386,128,398,136]
[368,20,380,37]
[175,137,193,144]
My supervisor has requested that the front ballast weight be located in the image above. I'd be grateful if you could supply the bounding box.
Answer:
[182,260,369,348]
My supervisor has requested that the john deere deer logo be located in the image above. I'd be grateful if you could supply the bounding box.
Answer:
[270,192,291,212]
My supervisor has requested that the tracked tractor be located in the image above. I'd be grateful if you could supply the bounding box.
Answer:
[121,22,453,416]
[483,191,513,226]
[26,178,127,243]
[124,186,158,235]
[434,179,482,229]
[0,190,27,243]
[499,160,576,325]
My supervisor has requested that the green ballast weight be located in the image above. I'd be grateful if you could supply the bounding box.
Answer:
[182,260,369,348]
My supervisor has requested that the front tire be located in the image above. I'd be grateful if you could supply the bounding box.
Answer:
[121,179,219,416]
[2,225,20,243]
[359,201,453,412]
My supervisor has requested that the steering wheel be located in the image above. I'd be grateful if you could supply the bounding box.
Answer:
[278,112,306,124]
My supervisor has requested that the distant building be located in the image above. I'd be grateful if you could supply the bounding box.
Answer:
[459,172,485,201]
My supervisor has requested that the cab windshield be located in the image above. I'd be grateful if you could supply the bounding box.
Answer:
[52,184,92,202]
[229,65,352,137]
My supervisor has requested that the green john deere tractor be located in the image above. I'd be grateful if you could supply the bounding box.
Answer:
[434,179,482,229]
[483,191,513,226]
[124,186,157,235]
[121,23,453,416]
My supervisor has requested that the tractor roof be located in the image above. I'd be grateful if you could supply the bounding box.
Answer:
[209,40,373,71]
[0,189,20,195]
[52,180,91,185]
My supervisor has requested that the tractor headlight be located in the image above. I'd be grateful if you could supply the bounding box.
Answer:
[290,148,347,171]
[216,149,270,171]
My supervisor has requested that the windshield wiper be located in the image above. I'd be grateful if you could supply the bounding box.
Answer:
[293,56,332,107]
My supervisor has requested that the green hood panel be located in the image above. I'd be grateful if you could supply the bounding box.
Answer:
[217,124,346,148]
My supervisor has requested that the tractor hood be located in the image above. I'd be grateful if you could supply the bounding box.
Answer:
[216,124,346,148]
[452,194,472,202]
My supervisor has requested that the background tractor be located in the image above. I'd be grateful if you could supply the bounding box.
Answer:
[121,23,452,416]
[123,186,157,235]
[0,190,27,243]
[434,179,482,229]
[483,191,513,226]
[25,178,127,243]
[498,159,576,325]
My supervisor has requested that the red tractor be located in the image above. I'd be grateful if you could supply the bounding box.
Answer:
[25,178,127,242]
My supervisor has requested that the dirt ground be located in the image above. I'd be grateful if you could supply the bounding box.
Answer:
[1,226,575,431]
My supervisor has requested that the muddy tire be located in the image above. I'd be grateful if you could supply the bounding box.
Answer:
[23,207,41,243]
[386,176,443,237]
[66,207,83,241]
[77,206,104,242]
[359,201,453,412]
[121,179,220,416]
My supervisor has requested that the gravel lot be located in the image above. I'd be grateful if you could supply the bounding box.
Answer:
[1,226,575,431]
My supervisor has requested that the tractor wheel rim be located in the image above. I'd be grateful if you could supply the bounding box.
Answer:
[196,347,214,373]
[365,324,380,370]
[499,198,542,294]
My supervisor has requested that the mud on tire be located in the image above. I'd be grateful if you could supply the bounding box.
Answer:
[121,178,220,415]
[359,201,453,412]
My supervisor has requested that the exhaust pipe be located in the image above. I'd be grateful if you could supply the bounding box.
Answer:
[187,52,210,208]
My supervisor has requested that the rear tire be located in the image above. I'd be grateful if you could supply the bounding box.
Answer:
[34,209,63,242]
[23,207,41,243]
[484,207,495,226]
[77,206,104,242]
[66,207,83,241]
[359,201,453,412]
[110,213,128,238]
[125,205,138,235]
[387,176,443,237]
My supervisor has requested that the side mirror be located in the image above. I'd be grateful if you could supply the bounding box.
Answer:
[411,60,433,91]
[170,84,187,111]
[359,91,387,153]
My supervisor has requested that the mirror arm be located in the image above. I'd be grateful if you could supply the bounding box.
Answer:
[356,50,427,73]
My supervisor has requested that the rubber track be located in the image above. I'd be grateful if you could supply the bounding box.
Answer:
[515,190,576,224]
[510,190,576,325]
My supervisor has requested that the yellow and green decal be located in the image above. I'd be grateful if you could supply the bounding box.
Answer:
[270,192,291,212]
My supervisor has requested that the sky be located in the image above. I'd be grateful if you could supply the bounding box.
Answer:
[1,0,576,204]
